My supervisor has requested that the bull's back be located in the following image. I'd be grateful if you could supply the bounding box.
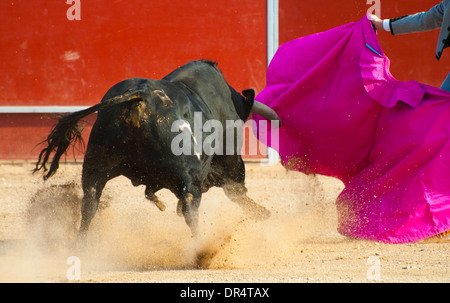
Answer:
[164,61,240,122]
[100,78,148,102]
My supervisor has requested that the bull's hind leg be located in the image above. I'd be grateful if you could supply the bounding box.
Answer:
[181,191,201,237]
[220,156,270,221]
[223,182,271,221]
[77,171,109,244]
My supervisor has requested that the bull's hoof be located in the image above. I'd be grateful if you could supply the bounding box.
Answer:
[74,231,88,252]
[247,205,271,221]
[177,200,183,217]
[145,193,166,211]
[154,200,166,212]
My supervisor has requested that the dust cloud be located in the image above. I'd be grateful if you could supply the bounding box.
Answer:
[0,163,341,282]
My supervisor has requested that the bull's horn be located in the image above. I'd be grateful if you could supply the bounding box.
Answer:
[242,89,281,127]
[250,101,281,127]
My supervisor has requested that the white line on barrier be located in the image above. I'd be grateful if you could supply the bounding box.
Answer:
[0,106,89,113]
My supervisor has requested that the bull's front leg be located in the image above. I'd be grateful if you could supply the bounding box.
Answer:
[174,164,203,237]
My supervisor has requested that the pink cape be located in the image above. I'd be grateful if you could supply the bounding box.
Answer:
[254,16,450,243]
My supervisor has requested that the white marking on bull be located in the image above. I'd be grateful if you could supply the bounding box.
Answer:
[153,89,173,106]
[176,121,201,160]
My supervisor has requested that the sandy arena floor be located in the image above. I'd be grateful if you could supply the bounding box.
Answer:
[0,161,448,283]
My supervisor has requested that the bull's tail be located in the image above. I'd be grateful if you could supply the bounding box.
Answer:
[33,89,147,180]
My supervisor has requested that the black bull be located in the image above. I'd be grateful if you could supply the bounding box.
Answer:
[34,60,279,240]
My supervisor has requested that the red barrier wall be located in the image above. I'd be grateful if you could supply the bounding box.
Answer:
[0,0,267,160]
[1,1,449,160]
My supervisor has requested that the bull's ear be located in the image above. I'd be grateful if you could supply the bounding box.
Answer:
[242,89,255,101]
